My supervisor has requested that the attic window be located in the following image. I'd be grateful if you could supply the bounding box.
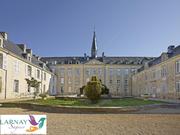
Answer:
[28,56,31,62]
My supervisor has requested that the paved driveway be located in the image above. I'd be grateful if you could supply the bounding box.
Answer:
[0,106,180,135]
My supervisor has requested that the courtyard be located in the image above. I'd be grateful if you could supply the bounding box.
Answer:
[0,97,180,135]
[0,107,180,135]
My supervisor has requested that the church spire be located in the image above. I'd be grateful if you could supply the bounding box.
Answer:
[91,31,97,58]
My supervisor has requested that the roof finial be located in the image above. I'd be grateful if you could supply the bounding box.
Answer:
[93,25,96,33]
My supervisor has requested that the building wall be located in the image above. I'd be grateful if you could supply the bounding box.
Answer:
[51,61,141,96]
[132,54,180,99]
[0,48,54,99]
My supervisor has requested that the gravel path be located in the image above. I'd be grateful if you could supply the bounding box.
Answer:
[0,107,180,135]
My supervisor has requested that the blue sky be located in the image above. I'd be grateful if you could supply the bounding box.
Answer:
[0,0,180,57]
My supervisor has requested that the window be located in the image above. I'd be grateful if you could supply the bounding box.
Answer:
[176,60,180,74]
[0,39,2,47]
[68,77,72,84]
[86,69,90,76]
[60,68,65,76]
[0,76,2,93]
[0,53,3,68]
[27,65,32,76]
[92,68,96,75]
[125,69,129,75]
[144,73,148,80]
[44,72,46,81]
[37,69,40,79]
[14,61,19,74]
[117,80,120,84]
[109,79,112,84]
[109,68,113,76]
[67,69,72,76]
[28,56,31,62]
[152,70,156,79]
[60,86,64,93]
[98,68,102,76]
[176,81,180,92]
[13,80,19,92]
[60,78,64,84]
[124,79,128,92]
[43,84,46,93]
[131,68,136,73]
[161,66,167,77]
[75,68,80,76]
[68,86,72,93]
[117,69,121,76]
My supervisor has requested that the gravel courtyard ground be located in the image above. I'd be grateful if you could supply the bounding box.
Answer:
[0,106,180,135]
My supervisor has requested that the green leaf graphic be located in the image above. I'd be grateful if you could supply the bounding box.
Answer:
[38,118,46,129]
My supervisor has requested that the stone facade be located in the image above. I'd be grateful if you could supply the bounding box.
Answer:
[1,31,180,100]
[0,32,55,99]
[132,47,180,99]
[49,59,141,96]
[42,32,153,96]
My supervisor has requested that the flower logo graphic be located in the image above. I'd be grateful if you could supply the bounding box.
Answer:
[26,115,46,132]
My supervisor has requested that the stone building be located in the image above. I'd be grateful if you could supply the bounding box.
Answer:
[0,32,55,99]
[42,32,154,96]
[132,45,180,99]
[1,31,179,99]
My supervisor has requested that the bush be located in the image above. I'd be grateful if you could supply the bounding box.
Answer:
[80,85,86,95]
[84,76,102,103]
[101,84,109,95]
[39,93,48,100]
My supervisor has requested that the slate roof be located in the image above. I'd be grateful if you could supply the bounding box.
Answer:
[2,39,51,72]
[137,45,180,72]
[41,56,155,65]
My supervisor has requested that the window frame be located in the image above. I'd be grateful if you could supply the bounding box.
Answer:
[13,80,19,93]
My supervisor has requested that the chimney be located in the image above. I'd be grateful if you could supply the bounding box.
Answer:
[17,44,26,53]
[36,56,41,60]
[53,61,57,65]
[0,32,8,40]
[87,56,89,60]
[102,52,105,57]
[26,49,32,55]
[39,63,46,69]
[84,53,87,59]
[167,45,175,54]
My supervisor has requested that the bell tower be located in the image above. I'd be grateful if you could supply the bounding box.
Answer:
[91,31,97,58]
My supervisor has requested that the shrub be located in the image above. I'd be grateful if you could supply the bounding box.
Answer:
[39,93,48,100]
[80,85,86,95]
[101,84,109,95]
[84,76,102,103]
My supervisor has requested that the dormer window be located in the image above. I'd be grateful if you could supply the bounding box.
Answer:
[28,56,31,62]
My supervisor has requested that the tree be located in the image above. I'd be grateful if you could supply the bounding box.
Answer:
[25,77,41,99]
[84,76,102,103]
